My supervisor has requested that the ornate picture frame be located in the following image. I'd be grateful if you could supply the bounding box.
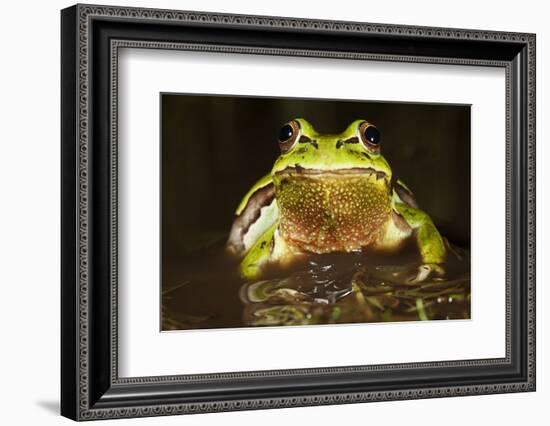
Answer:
[61,4,535,420]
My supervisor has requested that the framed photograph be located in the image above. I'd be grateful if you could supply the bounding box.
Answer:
[61,4,536,420]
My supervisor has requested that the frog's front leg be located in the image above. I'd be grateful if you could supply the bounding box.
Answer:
[239,222,278,279]
[239,222,304,280]
[393,202,446,282]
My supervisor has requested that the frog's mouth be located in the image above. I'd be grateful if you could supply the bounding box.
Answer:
[274,166,388,181]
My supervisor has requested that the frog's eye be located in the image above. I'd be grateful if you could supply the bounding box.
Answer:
[278,120,301,153]
[359,122,381,151]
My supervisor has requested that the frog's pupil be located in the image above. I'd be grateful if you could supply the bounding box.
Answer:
[364,126,380,145]
[279,124,294,142]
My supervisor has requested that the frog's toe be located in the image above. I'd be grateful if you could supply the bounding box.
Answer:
[408,263,445,284]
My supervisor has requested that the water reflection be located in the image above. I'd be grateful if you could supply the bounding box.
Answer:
[162,242,470,330]
[240,252,470,327]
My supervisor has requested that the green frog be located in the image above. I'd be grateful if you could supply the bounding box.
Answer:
[227,118,446,281]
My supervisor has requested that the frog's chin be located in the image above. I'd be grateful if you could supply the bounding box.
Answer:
[274,166,388,181]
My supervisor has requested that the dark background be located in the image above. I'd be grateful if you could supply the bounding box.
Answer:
[161,94,470,272]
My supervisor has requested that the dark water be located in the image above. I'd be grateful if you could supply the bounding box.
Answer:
[162,239,470,330]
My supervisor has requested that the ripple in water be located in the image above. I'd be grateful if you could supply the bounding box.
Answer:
[162,242,470,330]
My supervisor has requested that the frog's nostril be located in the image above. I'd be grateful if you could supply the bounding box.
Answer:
[299,135,318,149]
[336,137,359,149]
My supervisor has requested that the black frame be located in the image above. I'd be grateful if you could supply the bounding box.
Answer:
[61,4,536,421]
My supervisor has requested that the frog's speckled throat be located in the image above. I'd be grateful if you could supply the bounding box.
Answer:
[274,170,392,253]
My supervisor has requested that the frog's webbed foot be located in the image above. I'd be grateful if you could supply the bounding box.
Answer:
[408,263,445,284]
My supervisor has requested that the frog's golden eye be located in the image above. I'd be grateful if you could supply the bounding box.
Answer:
[359,121,381,151]
[278,120,300,153]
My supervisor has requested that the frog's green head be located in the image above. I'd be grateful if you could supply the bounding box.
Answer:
[271,118,392,180]
[271,119,394,253]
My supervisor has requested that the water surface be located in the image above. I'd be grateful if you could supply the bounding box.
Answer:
[162,240,470,330]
